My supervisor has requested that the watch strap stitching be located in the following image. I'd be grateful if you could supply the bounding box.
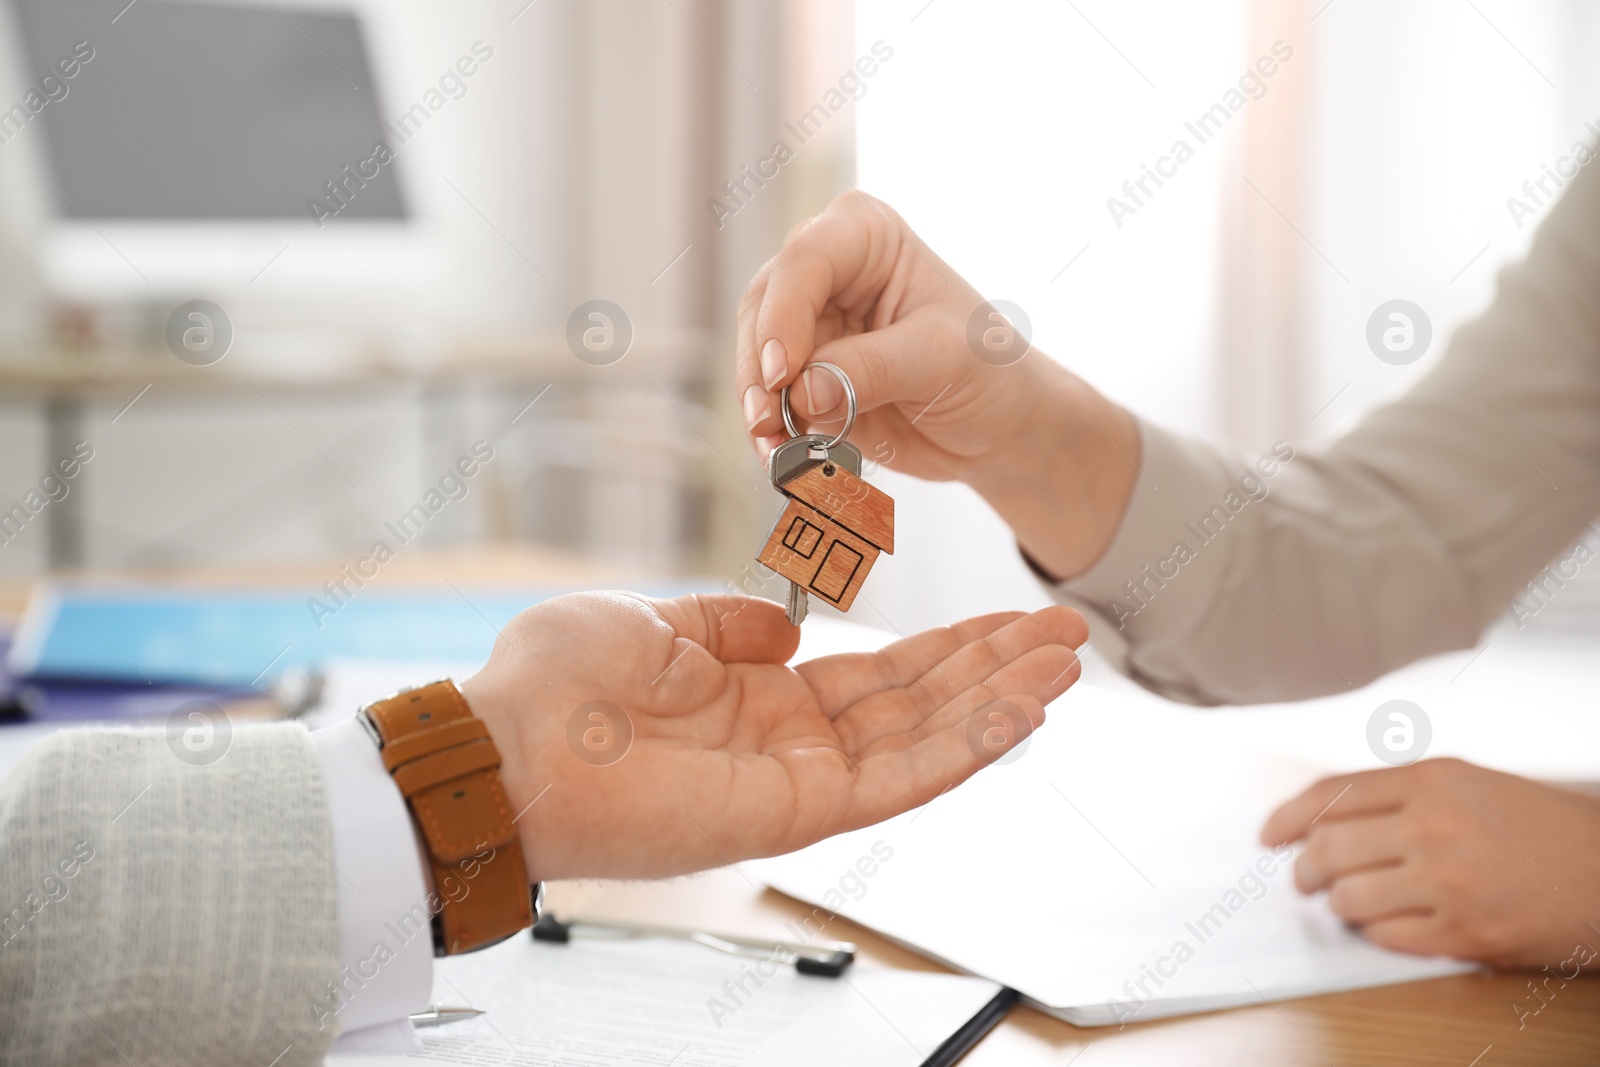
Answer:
[362,679,533,956]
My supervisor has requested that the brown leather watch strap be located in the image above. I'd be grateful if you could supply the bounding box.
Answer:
[362,680,535,956]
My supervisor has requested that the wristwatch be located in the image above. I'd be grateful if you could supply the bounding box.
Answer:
[360,679,540,956]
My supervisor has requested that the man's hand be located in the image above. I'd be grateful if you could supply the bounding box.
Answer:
[1261,758,1600,967]
[462,592,1086,883]
[733,190,1141,580]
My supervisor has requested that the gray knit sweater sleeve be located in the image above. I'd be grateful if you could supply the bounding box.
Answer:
[0,723,340,1066]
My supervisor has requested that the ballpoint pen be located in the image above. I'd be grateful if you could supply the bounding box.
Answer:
[408,1004,485,1027]
[532,913,856,976]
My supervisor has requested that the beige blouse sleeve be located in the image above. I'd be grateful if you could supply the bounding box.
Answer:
[1048,153,1600,706]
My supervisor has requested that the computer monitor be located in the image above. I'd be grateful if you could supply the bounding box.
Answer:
[2,0,434,302]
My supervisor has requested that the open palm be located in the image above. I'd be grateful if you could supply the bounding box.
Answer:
[461,591,1086,882]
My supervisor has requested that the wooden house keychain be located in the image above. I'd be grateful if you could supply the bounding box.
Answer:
[756,362,894,624]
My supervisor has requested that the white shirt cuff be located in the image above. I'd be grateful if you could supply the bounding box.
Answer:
[310,717,434,1042]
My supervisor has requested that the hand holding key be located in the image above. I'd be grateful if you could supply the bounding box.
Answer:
[735,190,1143,582]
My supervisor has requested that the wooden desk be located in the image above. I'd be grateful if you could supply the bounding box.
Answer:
[549,869,1600,1066]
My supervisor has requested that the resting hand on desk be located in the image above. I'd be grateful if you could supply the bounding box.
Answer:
[1262,758,1600,967]
[461,591,1086,882]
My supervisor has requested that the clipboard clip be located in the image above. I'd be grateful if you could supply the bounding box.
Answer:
[531,913,856,977]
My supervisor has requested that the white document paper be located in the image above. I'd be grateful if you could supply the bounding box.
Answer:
[748,676,1476,1027]
[327,935,1002,1066]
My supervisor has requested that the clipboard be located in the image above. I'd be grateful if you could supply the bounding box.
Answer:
[329,929,1015,1066]
[528,913,1018,1065]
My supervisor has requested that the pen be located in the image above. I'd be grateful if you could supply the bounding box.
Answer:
[408,1004,485,1027]
[532,913,856,976]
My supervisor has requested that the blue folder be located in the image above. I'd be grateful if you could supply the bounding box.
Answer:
[0,624,260,723]
[8,582,706,689]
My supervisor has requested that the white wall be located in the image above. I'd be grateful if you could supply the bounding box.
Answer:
[848,0,1600,636]
[1302,0,1600,623]
[851,0,1248,633]
[1303,0,1600,442]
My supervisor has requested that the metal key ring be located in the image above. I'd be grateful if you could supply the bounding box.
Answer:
[780,362,857,450]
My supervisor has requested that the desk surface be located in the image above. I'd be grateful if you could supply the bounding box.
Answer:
[549,868,1600,1066]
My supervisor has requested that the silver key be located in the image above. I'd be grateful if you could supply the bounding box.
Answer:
[786,581,809,626]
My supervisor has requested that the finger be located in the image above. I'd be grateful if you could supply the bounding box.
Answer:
[1326,867,1436,927]
[799,606,1086,719]
[794,362,849,430]
[805,320,976,430]
[1296,815,1410,892]
[645,593,800,666]
[1360,915,1449,958]
[894,605,1086,721]
[783,214,818,243]
[896,643,1081,751]
[744,318,972,442]
[745,198,881,395]
[839,637,1081,755]
[841,690,1049,829]
[1260,767,1418,846]
[736,258,778,440]
[796,610,1026,716]
[976,644,1082,716]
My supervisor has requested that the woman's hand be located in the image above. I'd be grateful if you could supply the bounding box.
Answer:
[463,591,1086,882]
[1262,757,1600,967]
[733,190,1141,580]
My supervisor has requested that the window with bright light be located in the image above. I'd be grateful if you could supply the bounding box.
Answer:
[853,0,1249,632]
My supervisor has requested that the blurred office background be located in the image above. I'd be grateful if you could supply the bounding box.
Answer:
[2,0,1598,636]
